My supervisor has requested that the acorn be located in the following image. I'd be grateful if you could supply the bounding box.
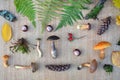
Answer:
[22,25,28,32]
[46,25,53,32]
[73,49,81,56]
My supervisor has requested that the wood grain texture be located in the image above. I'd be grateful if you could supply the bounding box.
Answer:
[0,0,120,80]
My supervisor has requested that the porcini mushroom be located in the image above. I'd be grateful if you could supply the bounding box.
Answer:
[2,55,10,67]
[77,59,97,73]
[47,35,60,59]
[94,41,111,59]
[14,62,38,73]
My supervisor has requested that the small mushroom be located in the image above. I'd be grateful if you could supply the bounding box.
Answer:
[36,38,42,58]
[77,23,91,30]
[2,55,10,68]
[14,62,38,73]
[77,59,97,73]
[47,35,60,59]
[94,41,111,59]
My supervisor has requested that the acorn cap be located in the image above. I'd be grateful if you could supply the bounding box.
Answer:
[47,35,60,41]
[90,59,97,73]
[94,41,111,50]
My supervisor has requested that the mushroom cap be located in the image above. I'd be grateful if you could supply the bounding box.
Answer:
[31,62,38,73]
[2,55,9,61]
[47,35,60,41]
[94,41,111,50]
[36,38,41,40]
[90,59,97,73]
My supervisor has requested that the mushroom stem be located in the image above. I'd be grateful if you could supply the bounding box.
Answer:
[100,49,105,59]
[2,55,10,68]
[51,41,57,58]
[3,61,9,67]
[82,62,91,67]
[36,38,42,58]
[77,62,90,70]
[14,65,31,69]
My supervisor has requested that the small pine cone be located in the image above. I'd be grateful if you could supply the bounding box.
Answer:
[45,64,71,72]
[97,26,106,35]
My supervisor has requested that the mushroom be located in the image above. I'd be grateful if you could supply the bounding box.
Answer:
[47,35,60,59]
[14,62,38,73]
[94,41,111,59]
[77,59,97,73]
[77,23,91,30]
[2,55,10,68]
[36,38,42,58]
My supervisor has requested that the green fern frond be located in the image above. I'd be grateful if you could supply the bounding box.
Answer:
[35,0,65,32]
[14,0,36,27]
[56,0,91,30]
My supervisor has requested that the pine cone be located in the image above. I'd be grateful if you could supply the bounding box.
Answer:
[97,16,111,35]
[45,64,71,72]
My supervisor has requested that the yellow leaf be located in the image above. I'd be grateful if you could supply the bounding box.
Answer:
[116,15,120,26]
[1,22,12,42]
[113,0,120,9]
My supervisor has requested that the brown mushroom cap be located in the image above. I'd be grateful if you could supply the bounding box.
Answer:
[2,55,10,61]
[94,41,111,50]
[90,59,97,73]
[31,62,38,73]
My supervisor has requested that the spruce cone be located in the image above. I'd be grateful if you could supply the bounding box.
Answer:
[97,16,111,35]
[45,64,71,71]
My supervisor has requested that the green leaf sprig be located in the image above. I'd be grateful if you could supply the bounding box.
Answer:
[10,38,30,54]
[103,64,113,74]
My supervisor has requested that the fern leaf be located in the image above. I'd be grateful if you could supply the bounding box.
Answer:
[56,0,91,30]
[14,0,36,27]
[36,0,65,32]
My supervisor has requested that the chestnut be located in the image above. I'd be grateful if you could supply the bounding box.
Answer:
[22,25,28,32]
[46,25,53,32]
[73,49,81,56]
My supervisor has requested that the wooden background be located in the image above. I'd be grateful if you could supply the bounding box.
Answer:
[0,0,120,80]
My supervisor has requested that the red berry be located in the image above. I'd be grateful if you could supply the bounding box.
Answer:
[68,33,73,37]
[68,37,73,41]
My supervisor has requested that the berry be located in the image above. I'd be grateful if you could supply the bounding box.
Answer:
[68,37,73,41]
[68,33,73,37]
